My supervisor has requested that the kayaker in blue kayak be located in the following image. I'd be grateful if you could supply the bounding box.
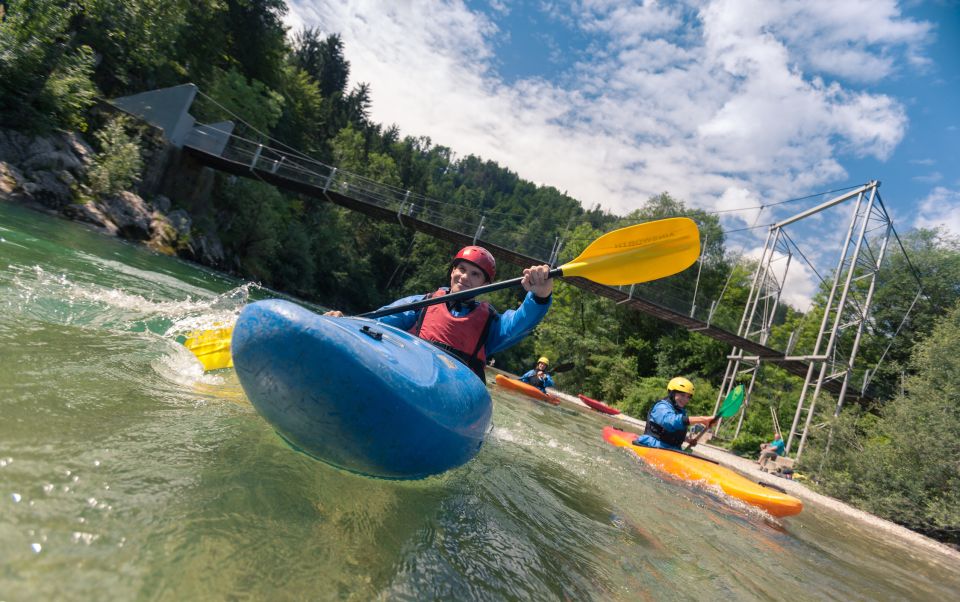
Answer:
[325,245,553,380]
[634,377,717,451]
[519,356,554,393]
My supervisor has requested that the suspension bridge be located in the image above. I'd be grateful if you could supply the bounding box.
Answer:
[111,84,923,460]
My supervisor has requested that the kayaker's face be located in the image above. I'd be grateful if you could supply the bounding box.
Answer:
[673,391,692,407]
[536,362,548,372]
[450,262,488,293]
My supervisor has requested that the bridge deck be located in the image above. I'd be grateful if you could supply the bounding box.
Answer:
[183,144,864,403]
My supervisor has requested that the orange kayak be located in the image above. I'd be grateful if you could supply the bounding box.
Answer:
[578,393,621,415]
[602,427,802,517]
[494,374,561,405]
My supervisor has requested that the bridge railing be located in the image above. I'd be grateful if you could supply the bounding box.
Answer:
[207,130,561,262]
[192,126,749,332]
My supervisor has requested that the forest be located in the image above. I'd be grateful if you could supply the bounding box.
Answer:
[2,0,958,546]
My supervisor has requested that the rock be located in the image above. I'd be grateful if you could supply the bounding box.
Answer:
[59,131,95,167]
[152,194,171,213]
[166,208,191,237]
[0,129,31,164]
[57,169,77,187]
[0,161,26,197]
[188,231,226,268]
[21,170,74,209]
[24,135,57,160]
[62,201,120,235]
[21,148,84,175]
[147,207,193,256]
[98,191,153,240]
[2,129,91,185]
[147,212,177,254]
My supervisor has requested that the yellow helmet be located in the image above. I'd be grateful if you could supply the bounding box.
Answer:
[537,356,550,365]
[667,377,695,395]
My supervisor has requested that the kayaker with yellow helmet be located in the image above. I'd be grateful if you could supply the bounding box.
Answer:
[633,377,718,451]
[325,246,553,380]
[519,356,554,393]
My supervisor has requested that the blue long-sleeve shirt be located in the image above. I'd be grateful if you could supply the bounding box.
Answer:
[373,289,552,356]
[635,399,689,451]
[519,369,554,392]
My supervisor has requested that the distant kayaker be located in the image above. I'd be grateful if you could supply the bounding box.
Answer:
[325,245,552,380]
[519,356,554,393]
[633,377,717,451]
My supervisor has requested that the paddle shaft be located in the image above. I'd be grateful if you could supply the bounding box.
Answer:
[548,362,574,374]
[183,217,701,372]
[360,268,562,319]
[685,416,720,450]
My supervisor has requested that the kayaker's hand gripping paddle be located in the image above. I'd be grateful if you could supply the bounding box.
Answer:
[684,384,745,450]
[184,217,701,371]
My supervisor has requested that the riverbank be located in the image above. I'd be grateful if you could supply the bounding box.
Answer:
[490,370,960,565]
[604,407,960,563]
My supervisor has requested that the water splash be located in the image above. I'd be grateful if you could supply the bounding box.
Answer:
[3,264,262,341]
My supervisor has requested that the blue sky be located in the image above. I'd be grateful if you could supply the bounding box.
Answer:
[284,1,959,307]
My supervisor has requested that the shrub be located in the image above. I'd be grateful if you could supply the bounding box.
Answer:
[727,433,766,457]
[87,115,143,195]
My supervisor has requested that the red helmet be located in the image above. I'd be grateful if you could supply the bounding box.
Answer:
[452,246,496,282]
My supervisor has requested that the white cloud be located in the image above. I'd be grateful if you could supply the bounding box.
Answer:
[913,187,960,237]
[713,187,762,228]
[282,0,930,247]
[279,2,936,311]
[741,244,819,312]
[913,172,942,183]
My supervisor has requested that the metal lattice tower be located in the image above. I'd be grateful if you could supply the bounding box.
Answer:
[715,226,794,438]
[787,182,894,458]
[717,182,899,461]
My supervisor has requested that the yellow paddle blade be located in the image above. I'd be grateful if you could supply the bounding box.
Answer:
[558,217,700,285]
[183,326,234,371]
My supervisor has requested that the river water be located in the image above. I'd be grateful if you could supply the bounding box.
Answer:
[1,201,958,601]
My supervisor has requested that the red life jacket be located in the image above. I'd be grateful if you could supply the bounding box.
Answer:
[410,288,495,380]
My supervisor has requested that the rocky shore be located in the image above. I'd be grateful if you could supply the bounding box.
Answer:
[0,125,224,269]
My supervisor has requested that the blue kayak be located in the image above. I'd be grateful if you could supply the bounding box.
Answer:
[231,299,492,479]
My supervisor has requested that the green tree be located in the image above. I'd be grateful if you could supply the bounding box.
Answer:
[87,115,144,195]
[73,0,191,94]
[0,0,98,131]
[272,65,325,156]
[222,0,289,89]
[292,30,349,98]
[616,192,730,320]
[213,178,286,283]
[194,67,284,134]
[811,299,960,544]
[861,228,960,400]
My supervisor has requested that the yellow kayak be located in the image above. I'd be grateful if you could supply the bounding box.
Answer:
[603,427,802,517]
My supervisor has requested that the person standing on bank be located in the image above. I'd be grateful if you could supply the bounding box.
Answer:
[520,356,554,393]
[325,246,553,381]
[634,377,717,451]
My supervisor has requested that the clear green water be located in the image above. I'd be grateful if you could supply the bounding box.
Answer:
[1,201,959,601]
